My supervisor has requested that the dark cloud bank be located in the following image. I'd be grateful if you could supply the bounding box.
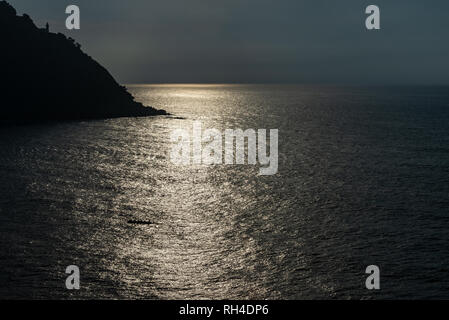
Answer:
[8,0,449,84]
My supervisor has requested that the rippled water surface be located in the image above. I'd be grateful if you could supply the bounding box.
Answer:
[1,85,449,299]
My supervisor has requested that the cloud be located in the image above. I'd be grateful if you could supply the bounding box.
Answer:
[8,0,449,84]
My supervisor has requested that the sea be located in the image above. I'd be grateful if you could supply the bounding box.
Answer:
[1,84,449,299]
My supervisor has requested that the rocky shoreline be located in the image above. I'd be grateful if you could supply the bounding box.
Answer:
[0,1,168,124]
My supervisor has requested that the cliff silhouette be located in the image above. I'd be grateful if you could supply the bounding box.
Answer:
[0,1,167,124]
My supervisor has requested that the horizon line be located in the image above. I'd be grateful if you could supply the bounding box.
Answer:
[123,83,449,87]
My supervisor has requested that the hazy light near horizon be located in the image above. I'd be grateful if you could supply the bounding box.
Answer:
[8,0,449,85]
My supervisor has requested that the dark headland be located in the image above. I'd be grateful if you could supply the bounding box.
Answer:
[0,1,167,124]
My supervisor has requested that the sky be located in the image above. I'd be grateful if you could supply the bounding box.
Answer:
[7,0,449,84]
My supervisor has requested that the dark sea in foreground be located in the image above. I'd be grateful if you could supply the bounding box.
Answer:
[1,85,449,299]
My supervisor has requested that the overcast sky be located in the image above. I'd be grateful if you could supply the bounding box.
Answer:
[8,0,449,84]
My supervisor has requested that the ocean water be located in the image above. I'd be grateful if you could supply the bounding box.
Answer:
[1,84,449,299]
